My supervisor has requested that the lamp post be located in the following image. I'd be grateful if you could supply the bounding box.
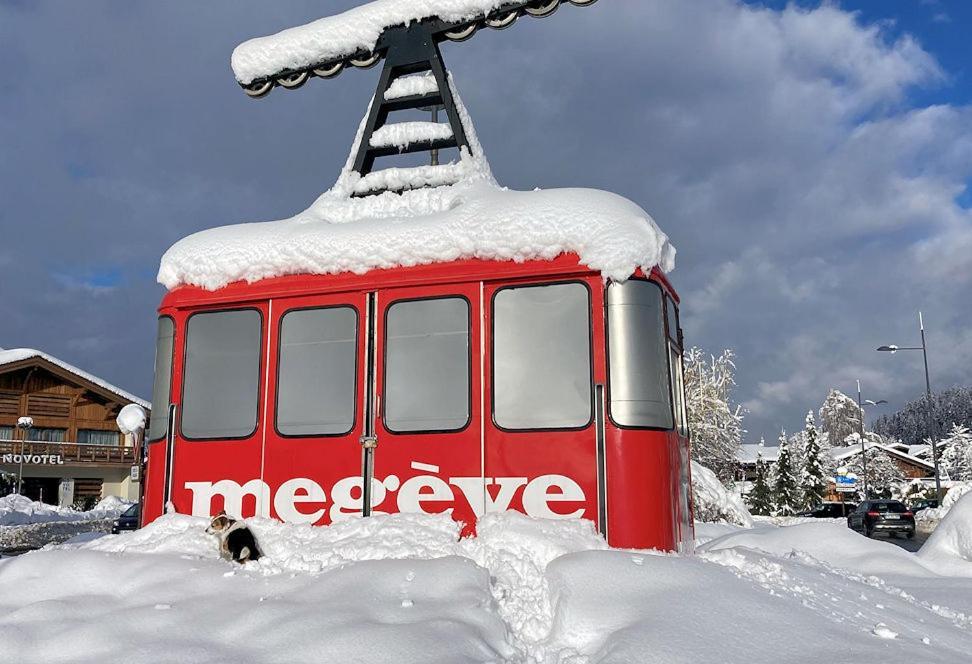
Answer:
[877,311,941,501]
[854,381,887,500]
[16,416,33,495]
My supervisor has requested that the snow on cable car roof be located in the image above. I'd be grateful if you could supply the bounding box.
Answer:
[158,88,675,292]
[233,0,519,85]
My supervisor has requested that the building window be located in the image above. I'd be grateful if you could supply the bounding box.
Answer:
[384,297,470,432]
[27,428,67,442]
[182,309,262,440]
[607,280,673,429]
[77,429,121,446]
[276,306,358,436]
[0,425,13,440]
[148,317,175,442]
[493,283,592,430]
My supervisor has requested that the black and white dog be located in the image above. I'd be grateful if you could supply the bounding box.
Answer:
[206,512,262,564]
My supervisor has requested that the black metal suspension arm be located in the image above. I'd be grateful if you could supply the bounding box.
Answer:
[240,0,597,98]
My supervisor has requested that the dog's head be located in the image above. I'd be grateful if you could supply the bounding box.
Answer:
[206,511,236,536]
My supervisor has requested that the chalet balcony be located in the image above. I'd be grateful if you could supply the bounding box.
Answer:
[0,439,136,467]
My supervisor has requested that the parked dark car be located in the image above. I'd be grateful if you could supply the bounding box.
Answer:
[847,500,915,539]
[111,503,139,534]
[909,498,939,512]
[798,502,857,519]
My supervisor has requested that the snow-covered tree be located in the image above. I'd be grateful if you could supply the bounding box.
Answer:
[773,429,799,515]
[748,450,774,516]
[800,411,828,509]
[940,424,972,481]
[842,436,905,497]
[819,389,863,447]
[684,347,745,485]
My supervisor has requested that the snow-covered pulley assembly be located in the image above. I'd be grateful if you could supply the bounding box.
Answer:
[149,0,692,552]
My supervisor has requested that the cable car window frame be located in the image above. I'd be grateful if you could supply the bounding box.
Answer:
[179,307,264,442]
[147,315,175,443]
[382,294,473,435]
[605,278,676,431]
[491,280,595,432]
[274,304,360,438]
[666,295,689,437]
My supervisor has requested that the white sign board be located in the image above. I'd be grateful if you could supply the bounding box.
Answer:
[835,474,857,493]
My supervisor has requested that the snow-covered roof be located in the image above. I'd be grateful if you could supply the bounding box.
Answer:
[232,0,521,85]
[829,442,935,470]
[158,79,675,291]
[0,348,150,409]
[737,445,780,465]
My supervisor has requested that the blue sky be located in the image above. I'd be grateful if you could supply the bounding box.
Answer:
[0,1,970,443]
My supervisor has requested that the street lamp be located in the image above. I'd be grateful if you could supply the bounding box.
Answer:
[855,381,887,501]
[877,311,941,501]
[16,416,33,495]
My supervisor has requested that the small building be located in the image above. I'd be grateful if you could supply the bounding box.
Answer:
[736,444,780,483]
[825,442,935,500]
[0,348,149,507]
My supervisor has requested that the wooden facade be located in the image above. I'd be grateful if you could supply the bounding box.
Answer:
[0,357,129,447]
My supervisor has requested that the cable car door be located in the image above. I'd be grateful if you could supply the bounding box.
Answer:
[262,292,368,524]
[168,304,268,520]
[483,277,605,529]
[370,283,484,529]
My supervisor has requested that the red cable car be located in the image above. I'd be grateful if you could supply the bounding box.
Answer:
[142,0,694,552]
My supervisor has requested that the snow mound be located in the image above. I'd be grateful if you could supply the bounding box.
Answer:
[0,493,132,527]
[116,403,146,434]
[6,511,972,662]
[232,0,516,85]
[918,481,972,523]
[699,521,944,577]
[919,492,972,567]
[691,461,755,527]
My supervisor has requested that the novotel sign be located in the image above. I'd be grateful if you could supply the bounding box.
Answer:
[185,461,588,524]
[2,453,65,466]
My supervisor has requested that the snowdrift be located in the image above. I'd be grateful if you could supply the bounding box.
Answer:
[919,492,972,568]
[0,493,131,527]
[691,461,755,527]
[5,512,972,662]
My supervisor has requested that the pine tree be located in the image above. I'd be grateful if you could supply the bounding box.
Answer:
[801,411,827,509]
[748,450,774,516]
[773,429,799,516]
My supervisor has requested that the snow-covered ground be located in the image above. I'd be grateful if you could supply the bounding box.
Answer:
[2,497,971,663]
[0,494,132,551]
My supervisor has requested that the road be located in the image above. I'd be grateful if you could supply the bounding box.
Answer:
[877,530,929,552]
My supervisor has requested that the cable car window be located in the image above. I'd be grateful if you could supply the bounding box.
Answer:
[607,280,674,429]
[277,307,357,436]
[493,283,592,430]
[147,317,175,442]
[182,309,262,440]
[384,297,470,432]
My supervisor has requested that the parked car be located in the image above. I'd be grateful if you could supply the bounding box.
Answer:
[909,498,939,512]
[797,502,857,519]
[111,503,139,534]
[847,500,915,539]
